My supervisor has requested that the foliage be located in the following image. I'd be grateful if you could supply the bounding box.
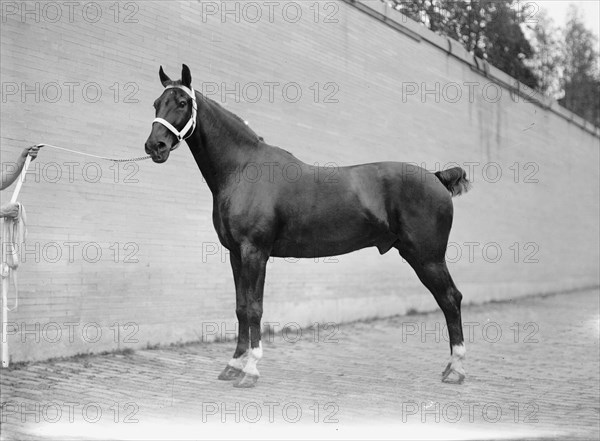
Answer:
[388,1,600,126]
[523,9,564,98]
[558,6,599,126]
[389,0,538,89]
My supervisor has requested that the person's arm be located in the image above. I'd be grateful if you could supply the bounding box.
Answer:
[0,145,41,190]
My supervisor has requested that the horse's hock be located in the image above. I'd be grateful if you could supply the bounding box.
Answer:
[0,1,598,363]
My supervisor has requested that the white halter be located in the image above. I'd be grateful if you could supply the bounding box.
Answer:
[152,84,198,151]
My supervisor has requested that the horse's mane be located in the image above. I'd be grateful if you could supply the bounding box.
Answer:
[189,90,263,146]
[166,79,264,146]
[209,98,264,145]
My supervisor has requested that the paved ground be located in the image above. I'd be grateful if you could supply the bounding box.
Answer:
[1,288,599,440]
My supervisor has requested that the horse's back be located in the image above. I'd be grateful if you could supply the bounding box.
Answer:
[344,161,452,210]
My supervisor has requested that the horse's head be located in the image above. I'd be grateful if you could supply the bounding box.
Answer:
[145,64,197,163]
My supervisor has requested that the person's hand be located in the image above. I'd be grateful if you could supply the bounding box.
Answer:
[0,202,20,219]
[20,144,42,160]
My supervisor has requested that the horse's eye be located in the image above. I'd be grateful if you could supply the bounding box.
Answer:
[179,101,187,108]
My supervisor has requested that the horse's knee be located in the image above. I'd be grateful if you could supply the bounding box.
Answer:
[453,289,463,306]
[444,286,462,308]
[443,289,462,317]
[236,305,247,320]
[418,262,462,312]
[247,302,263,324]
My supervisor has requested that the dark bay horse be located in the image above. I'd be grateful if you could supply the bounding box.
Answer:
[145,65,471,388]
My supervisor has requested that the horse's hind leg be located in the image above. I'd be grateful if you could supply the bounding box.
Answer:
[419,262,465,383]
[400,246,466,383]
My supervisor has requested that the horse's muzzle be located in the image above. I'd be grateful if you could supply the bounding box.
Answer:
[145,141,170,163]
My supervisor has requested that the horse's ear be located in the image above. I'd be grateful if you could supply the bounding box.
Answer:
[159,66,171,87]
[181,64,192,89]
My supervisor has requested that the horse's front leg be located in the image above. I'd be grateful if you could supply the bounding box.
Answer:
[217,252,249,381]
[233,244,268,388]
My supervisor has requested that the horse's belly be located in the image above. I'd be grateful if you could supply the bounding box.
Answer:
[271,217,391,258]
[271,237,372,258]
[271,169,397,258]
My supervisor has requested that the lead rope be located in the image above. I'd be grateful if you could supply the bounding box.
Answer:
[1,153,32,320]
[1,202,25,312]
[1,143,153,310]
[2,154,33,366]
[1,139,176,304]
[1,143,156,367]
[35,143,154,162]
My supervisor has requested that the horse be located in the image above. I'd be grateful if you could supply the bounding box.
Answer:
[145,64,471,388]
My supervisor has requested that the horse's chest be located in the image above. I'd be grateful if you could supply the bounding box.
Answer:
[211,199,262,249]
[212,208,233,248]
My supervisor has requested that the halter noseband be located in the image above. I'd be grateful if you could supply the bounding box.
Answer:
[152,84,198,151]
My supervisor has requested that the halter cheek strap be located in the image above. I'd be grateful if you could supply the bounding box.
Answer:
[152,84,198,151]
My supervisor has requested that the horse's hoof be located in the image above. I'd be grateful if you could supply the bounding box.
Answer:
[442,372,465,384]
[441,364,465,384]
[233,373,259,388]
[218,365,243,381]
[442,362,452,377]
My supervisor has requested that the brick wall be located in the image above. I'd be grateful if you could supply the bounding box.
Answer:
[1,0,598,362]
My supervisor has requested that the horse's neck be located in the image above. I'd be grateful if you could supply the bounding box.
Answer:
[187,95,258,195]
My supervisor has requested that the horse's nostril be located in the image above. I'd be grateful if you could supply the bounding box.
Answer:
[156,142,167,151]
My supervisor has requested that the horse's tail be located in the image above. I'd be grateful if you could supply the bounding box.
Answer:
[435,167,471,197]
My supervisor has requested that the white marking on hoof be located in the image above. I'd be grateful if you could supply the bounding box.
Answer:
[452,344,466,360]
[443,343,466,382]
[227,351,248,370]
[242,342,263,377]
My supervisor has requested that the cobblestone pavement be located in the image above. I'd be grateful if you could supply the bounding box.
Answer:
[1,289,599,440]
